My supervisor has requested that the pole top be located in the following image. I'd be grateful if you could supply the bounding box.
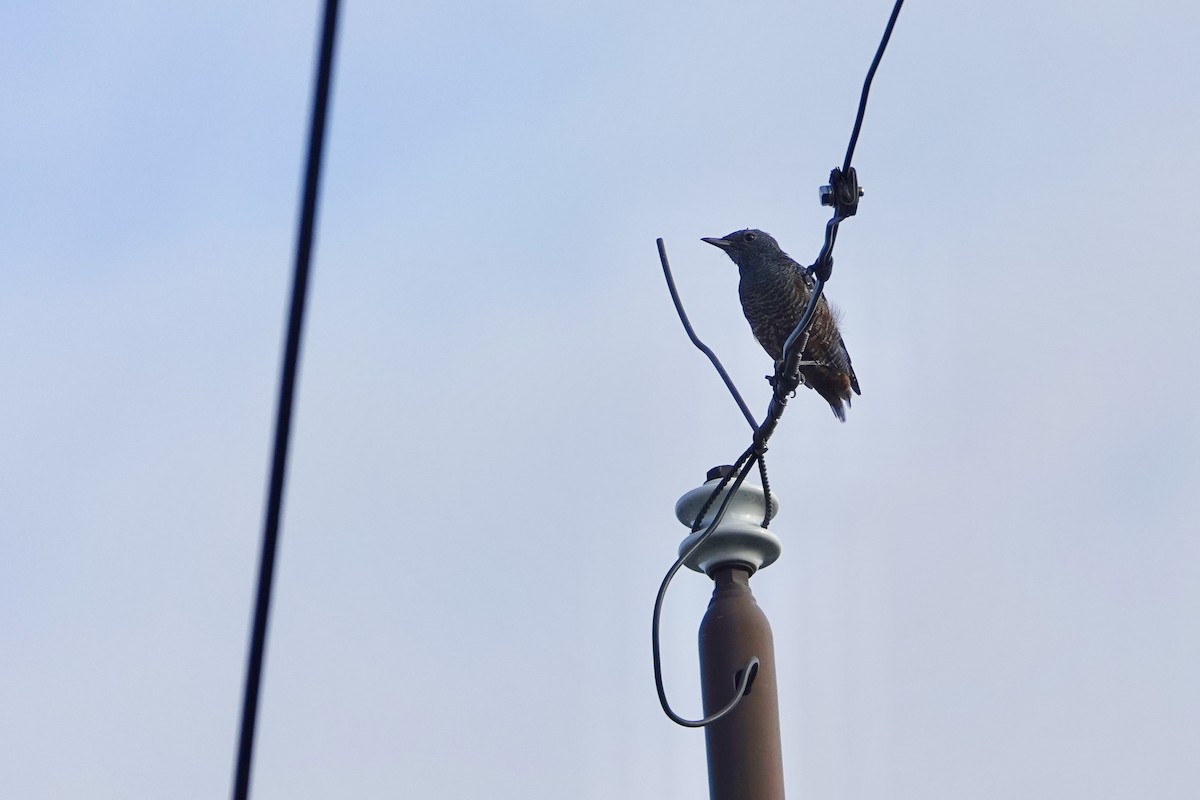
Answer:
[675,468,782,576]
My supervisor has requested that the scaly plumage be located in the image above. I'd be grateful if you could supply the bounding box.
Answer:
[703,229,860,421]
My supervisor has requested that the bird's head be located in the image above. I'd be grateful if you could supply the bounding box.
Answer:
[701,229,783,268]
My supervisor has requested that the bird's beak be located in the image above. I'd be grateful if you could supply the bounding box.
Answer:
[701,237,732,249]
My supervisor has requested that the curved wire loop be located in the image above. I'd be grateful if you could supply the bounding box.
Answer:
[652,451,761,727]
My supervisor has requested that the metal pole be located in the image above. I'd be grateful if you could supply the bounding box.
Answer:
[700,565,785,800]
[673,468,786,799]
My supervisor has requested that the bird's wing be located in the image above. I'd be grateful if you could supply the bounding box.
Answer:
[839,333,861,395]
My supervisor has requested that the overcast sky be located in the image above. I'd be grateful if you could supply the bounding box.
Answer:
[3,1,1198,798]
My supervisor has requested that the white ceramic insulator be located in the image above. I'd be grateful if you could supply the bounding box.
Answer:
[674,474,782,574]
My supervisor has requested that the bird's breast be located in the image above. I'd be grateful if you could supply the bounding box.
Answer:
[738,267,809,360]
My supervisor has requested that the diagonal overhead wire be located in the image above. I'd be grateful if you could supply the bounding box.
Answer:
[231,2,341,798]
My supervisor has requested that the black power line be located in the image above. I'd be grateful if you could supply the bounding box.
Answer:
[231,2,341,798]
[843,0,907,176]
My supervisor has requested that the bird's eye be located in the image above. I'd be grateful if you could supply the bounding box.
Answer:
[742,232,757,243]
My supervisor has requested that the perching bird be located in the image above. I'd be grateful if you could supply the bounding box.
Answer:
[703,229,860,421]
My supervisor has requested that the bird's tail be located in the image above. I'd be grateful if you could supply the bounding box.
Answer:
[816,372,855,422]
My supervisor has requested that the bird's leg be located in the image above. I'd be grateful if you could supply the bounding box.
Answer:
[782,331,811,371]
[768,361,804,399]
[767,330,814,398]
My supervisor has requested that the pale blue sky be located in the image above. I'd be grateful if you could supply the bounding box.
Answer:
[2,1,1198,798]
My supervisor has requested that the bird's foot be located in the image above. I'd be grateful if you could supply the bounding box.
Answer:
[766,371,802,399]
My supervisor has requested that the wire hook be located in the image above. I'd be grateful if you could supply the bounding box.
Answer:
[658,239,759,431]
[652,452,762,727]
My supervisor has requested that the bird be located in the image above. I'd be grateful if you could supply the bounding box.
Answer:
[702,229,860,421]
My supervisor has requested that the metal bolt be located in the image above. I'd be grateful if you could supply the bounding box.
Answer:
[707,465,735,481]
